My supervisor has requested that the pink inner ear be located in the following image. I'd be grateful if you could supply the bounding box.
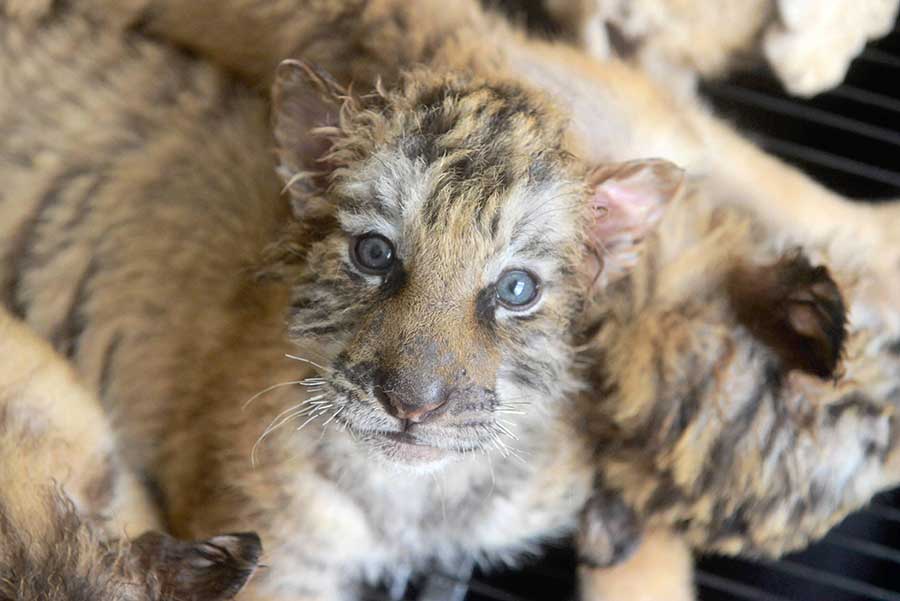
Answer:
[590,182,666,247]
[584,159,682,285]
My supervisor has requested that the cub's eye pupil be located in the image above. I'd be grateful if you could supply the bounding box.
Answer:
[352,234,395,273]
[496,270,539,309]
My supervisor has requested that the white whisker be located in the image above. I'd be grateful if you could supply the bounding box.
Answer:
[507,448,528,464]
[297,402,333,417]
[250,393,327,466]
[285,353,328,372]
[242,380,314,411]
[294,413,322,432]
[494,422,519,441]
[489,434,510,458]
[495,409,526,416]
[322,406,345,427]
[487,457,496,495]
[429,472,448,524]
[264,394,324,432]
[251,411,301,466]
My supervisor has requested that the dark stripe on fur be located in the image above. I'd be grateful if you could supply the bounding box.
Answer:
[51,258,99,359]
[2,168,91,317]
[98,332,123,403]
[826,392,885,423]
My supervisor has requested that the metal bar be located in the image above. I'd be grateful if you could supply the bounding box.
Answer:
[707,84,900,148]
[465,580,532,601]
[824,533,900,565]
[829,85,900,114]
[753,134,900,190]
[695,571,794,601]
[859,49,900,68]
[756,558,900,601]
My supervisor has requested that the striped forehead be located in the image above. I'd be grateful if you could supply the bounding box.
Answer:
[335,147,581,274]
[336,78,579,255]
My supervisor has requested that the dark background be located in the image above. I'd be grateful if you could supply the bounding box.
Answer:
[379,6,900,601]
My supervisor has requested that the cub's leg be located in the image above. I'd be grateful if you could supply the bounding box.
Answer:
[578,528,694,601]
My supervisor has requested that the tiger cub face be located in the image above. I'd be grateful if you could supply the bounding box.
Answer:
[271,61,682,467]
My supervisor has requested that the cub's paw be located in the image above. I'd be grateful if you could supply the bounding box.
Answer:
[578,528,696,601]
[133,531,263,601]
[727,249,847,379]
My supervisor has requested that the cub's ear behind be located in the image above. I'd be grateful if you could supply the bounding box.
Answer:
[272,59,351,215]
[133,531,263,601]
[727,250,848,379]
[586,159,684,285]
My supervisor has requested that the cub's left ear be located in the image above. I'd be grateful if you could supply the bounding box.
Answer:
[586,159,685,284]
[272,59,352,218]
[133,531,262,601]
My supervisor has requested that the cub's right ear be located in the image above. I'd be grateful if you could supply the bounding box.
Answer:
[585,159,684,286]
[272,59,352,216]
[133,531,263,601]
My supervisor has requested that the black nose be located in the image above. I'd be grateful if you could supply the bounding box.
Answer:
[374,368,450,423]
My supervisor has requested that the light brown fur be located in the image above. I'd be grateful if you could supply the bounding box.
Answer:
[0,308,158,543]
[578,528,694,601]
[0,7,633,600]
[576,189,900,601]
[3,2,899,600]
[0,309,262,601]
[512,17,900,599]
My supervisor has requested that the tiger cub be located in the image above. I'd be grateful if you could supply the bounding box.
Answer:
[576,188,900,600]
[0,309,262,600]
[0,8,687,601]
[45,0,896,99]
[536,0,900,97]
[7,1,900,598]
[8,1,900,596]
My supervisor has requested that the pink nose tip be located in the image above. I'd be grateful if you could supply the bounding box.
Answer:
[389,397,448,423]
[375,370,451,424]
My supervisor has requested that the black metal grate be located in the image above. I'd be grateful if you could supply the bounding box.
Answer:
[367,12,900,601]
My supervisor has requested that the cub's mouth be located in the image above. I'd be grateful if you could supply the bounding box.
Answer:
[382,430,426,445]
[335,418,476,465]
[326,399,497,467]
[369,429,450,465]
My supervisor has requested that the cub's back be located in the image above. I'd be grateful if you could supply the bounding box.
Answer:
[0,11,288,469]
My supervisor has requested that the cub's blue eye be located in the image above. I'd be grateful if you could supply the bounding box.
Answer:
[496,270,540,310]
[352,234,395,274]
